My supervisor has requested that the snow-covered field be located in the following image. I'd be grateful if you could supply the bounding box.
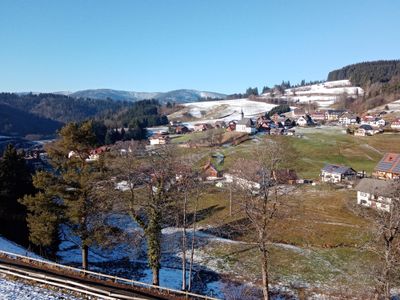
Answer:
[261,80,363,108]
[0,275,83,300]
[169,98,278,127]
[368,99,400,114]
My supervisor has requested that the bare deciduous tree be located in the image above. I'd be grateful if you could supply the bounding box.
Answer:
[229,138,297,300]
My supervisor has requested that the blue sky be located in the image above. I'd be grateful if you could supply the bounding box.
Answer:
[0,0,399,94]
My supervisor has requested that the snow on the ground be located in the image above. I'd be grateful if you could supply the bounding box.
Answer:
[368,99,400,113]
[0,274,83,300]
[261,80,363,108]
[169,98,278,126]
[0,235,42,259]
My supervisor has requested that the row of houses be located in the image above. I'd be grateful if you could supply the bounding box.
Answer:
[320,153,400,212]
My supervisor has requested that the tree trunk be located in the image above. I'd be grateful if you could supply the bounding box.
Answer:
[261,247,270,300]
[152,266,160,286]
[81,244,88,270]
[147,216,162,286]
[188,191,199,292]
[182,191,187,291]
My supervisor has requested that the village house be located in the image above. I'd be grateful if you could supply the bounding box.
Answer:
[391,118,400,130]
[193,123,213,132]
[310,111,325,122]
[296,116,308,127]
[338,112,359,126]
[202,161,222,180]
[320,164,357,183]
[354,124,375,136]
[256,116,271,131]
[355,178,395,212]
[324,110,345,121]
[272,169,298,185]
[361,116,386,127]
[373,153,400,180]
[236,118,257,134]
[149,133,170,145]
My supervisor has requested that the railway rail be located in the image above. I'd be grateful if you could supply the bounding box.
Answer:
[0,250,219,300]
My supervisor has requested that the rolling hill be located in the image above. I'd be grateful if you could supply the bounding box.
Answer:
[0,103,63,137]
[67,88,227,103]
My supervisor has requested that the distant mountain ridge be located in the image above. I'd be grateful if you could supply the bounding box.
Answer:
[65,88,227,103]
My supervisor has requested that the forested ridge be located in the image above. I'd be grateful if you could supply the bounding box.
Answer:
[327,60,400,87]
[0,93,168,138]
[328,60,400,112]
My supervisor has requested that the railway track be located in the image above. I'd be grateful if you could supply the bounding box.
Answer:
[0,251,219,300]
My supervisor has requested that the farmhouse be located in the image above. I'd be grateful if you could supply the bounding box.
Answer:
[361,116,386,127]
[356,178,395,212]
[320,164,357,183]
[272,169,298,184]
[354,124,375,136]
[202,161,222,180]
[373,153,400,180]
[236,118,256,134]
[256,116,271,131]
[149,133,170,145]
[310,111,325,122]
[338,112,358,126]
[391,118,400,130]
[324,110,345,121]
[296,116,308,127]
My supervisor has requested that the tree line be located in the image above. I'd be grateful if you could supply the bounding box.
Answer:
[327,60,400,87]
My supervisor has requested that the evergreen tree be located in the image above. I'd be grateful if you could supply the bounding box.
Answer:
[0,145,35,246]
[21,121,113,269]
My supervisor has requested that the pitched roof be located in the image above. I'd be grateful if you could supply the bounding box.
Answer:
[237,118,254,126]
[374,153,400,174]
[321,164,356,174]
[359,124,373,131]
[355,178,396,198]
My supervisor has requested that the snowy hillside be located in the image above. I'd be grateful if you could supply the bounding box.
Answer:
[169,98,278,125]
[0,235,41,259]
[262,80,363,108]
[67,88,226,103]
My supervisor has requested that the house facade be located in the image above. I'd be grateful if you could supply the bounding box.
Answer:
[296,116,308,127]
[354,124,375,136]
[391,119,400,130]
[149,134,170,145]
[324,110,345,121]
[236,118,256,134]
[338,113,358,126]
[356,178,394,212]
[361,116,386,127]
[320,164,357,183]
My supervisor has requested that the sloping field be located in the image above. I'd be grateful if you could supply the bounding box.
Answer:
[168,99,277,124]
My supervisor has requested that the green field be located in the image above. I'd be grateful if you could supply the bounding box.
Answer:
[184,128,400,297]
